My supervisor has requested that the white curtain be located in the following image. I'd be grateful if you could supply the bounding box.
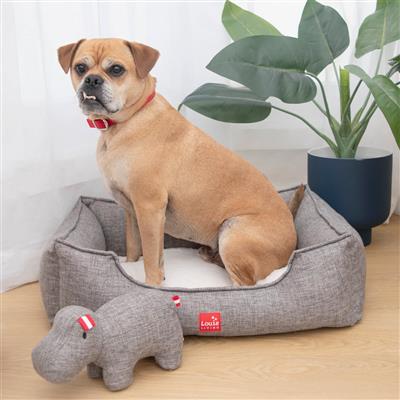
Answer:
[2,1,398,292]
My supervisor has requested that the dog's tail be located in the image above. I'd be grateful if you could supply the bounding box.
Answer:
[287,184,305,218]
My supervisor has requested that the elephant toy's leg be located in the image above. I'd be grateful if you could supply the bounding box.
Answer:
[87,363,103,379]
[155,347,182,370]
[103,366,134,391]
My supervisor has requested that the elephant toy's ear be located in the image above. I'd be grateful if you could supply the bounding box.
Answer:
[77,314,96,332]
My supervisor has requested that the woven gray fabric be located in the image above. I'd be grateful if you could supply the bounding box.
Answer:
[39,186,366,335]
[83,197,199,256]
[40,203,106,321]
[32,290,183,391]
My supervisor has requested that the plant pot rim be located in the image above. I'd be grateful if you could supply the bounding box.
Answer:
[308,146,392,161]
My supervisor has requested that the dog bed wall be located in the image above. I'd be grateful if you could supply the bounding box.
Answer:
[40,186,366,336]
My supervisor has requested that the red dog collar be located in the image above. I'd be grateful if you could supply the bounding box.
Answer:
[87,118,115,130]
[86,91,156,130]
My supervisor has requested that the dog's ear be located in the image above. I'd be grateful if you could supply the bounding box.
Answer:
[125,41,160,79]
[57,39,85,74]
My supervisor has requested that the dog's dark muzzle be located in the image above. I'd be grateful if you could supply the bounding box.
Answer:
[84,74,104,89]
[78,75,112,113]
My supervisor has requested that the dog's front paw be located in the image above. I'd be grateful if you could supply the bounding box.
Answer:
[145,271,164,287]
[145,278,162,287]
[126,254,140,262]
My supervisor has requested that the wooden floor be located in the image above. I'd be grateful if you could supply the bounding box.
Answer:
[2,217,399,399]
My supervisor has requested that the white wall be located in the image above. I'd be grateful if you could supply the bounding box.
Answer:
[1,1,398,292]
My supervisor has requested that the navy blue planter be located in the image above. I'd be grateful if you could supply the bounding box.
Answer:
[308,147,392,246]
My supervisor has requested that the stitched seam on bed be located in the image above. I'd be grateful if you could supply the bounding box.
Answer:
[79,185,345,238]
[54,201,84,314]
[79,187,301,205]
[56,233,353,294]
[333,239,365,324]
[83,199,108,251]
[59,200,85,241]
[305,188,344,236]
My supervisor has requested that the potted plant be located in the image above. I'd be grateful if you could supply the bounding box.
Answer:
[179,0,400,246]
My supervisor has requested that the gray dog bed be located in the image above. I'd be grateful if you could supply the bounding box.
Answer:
[40,186,366,336]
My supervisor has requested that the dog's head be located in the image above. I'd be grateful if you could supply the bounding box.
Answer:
[57,38,159,117]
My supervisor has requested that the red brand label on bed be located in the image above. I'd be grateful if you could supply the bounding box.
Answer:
[199,312,221,332]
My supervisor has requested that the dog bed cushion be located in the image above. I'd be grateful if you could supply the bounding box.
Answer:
[119,249,288,288]
[39,186,366,336]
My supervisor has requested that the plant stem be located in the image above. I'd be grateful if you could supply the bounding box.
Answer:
[306,73,334,128]
[270,104,338,155]
[341,79,362,122]
[351,48,385,128]
[374,47,384,76]
[356,47,385,121]
[346,121,368,153]
[346,102,378,152]
[306,72,342,148]
[358,93,372,120]
[312,99,340,131]
[388,65,399,78]
[312,99,327,115]
[360,102,378,126]
[332,60,341,88]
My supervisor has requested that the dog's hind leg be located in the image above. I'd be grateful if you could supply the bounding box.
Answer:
[198,246,225,268]
[218,215,291,286]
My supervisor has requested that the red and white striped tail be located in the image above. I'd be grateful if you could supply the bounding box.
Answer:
[77,314,96,331]
[171,295,181,308]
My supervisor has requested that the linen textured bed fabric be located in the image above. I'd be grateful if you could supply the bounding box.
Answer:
[39,204,106,321]
[39,186,366,336]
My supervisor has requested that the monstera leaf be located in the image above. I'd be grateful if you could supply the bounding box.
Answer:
[222,0,281,41]
[346,64,400,147]
[298,0,349,75]
[206,35,316,104]
[355,0,400,58]
[179,83,271,123]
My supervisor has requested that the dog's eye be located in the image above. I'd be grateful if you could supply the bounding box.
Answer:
[75,64,87,76]
[82,332,87,339]
[108,65,125,77]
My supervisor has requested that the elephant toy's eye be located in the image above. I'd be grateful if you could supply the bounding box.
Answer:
[82,332,87,339]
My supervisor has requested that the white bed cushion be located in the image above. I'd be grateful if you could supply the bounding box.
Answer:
[119,248,288,288]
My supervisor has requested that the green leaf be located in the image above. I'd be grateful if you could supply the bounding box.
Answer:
[371,76,400,146]
[355,0,400,58]
[376,0,388,10]
[298,0,349,75]
[340,67,351,121]
[345,64,400,147]
[222,0,281,41]
[339,67,352,138]
[206,36,317,104]
[179,83,271,123]
[388,54,400,76]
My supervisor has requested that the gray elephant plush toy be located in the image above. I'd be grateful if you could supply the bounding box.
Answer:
[32,291,184,391]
